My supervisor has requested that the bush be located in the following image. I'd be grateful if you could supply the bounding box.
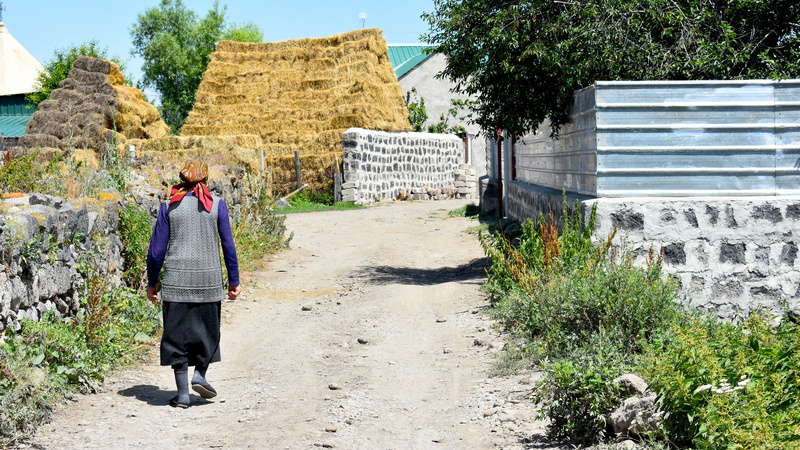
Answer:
[534,342,629,442]
[482,203,683,358]
[0,150,62,195]
[481,200,685,442]
[0,286,159,446]
[119,201,154,289]
[0,147,131,199]
[641,312,800,448]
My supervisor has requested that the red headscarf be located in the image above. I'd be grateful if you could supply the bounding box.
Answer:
[168,160,213,212]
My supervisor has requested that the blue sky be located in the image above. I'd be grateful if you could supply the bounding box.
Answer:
[3,0,436,85]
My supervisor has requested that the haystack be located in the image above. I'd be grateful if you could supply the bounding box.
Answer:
[19,56,169,154]
[166,28,411,192]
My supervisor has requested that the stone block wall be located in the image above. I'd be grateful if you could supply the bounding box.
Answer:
[588,197,800,318]
[0,191,124,331]
[505,181,800,318]
[341,128,474,204]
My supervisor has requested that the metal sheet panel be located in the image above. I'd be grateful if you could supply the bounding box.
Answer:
[0,115,32,138]
[513,80,800,197]
[514,86,598,195]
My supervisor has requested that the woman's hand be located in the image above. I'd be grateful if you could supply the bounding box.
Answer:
[146,286,159,303]
[228,285,241,300]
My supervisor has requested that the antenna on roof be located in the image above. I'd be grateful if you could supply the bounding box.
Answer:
[359,12,367,28]
[0,1,5,22]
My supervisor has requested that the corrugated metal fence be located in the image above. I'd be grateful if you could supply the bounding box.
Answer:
[513,80,800,197]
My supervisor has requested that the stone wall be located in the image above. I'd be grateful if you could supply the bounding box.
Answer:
[341,128,475,204]
[0,191,124,331]
[505,182,800,318]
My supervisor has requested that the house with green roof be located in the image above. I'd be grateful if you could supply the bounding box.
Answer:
[388,44,487,180]
[0,20,42,141]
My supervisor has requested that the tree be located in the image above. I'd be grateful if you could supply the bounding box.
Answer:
[405,88,428,132]
[423,0,800,137]
[26,40,128,107]
[405,88,472,134]
[130,0,263,132]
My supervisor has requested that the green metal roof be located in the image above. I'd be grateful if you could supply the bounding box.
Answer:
[0,94,35,138]
[0,115,32,138]
[388,45,435,79]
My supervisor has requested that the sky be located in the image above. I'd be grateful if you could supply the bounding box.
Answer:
[3,0,436,86]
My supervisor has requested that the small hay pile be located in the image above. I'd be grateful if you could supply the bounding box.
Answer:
[175,28,411,193]
[19,56,169,154]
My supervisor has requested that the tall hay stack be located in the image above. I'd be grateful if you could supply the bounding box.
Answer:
[175,28,411,193]
[19,56,169,159]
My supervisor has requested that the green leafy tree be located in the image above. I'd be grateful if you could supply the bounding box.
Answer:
[130,0,263,132]
[405,88,471,134]
[423,0,800,136]
[405,87,428,132]
[25,40,127,107]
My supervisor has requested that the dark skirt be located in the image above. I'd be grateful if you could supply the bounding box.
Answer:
[160,301,222,367]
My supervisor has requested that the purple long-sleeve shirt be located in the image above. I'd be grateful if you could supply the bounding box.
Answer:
[146,193,239,289]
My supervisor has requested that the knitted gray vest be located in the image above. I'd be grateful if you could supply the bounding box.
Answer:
[160,195,224,303]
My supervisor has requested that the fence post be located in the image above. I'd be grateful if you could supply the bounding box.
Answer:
[294,151,302,191]
[259,149,265,176]
[268,166,273,199]
[334,173,342,203]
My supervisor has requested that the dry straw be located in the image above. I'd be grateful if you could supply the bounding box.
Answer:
[175,28,410,193]
[20,56,169,154]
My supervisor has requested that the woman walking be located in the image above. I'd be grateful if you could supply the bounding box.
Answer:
[146,160,241,408]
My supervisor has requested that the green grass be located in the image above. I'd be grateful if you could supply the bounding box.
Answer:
[448,202,481,217]
[278,190,364,213]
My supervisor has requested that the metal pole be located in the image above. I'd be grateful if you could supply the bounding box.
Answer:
[496,129,504,219]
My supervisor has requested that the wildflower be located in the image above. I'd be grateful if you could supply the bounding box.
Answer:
[699,376,748,395]
[694,384,713,394]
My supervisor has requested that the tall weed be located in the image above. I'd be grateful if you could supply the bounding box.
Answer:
[232,174,290,270]
[119,201,154,289]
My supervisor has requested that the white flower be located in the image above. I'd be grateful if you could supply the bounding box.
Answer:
[694,384,714,394]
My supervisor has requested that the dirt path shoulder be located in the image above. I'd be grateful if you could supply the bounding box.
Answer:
[23,199,559,450]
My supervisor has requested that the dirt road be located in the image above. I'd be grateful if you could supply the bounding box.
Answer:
[23,199,554,449]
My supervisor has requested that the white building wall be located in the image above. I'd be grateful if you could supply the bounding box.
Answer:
[398,53,488,180]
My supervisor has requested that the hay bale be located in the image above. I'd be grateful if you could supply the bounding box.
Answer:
[73,56,112,74]
[58,78,78,90]
[183,27,410,171]
[143,121,170,139]
[69,68,108,85]
[138,136,182,152]
[18,133,61,149]
[20,56,169,154]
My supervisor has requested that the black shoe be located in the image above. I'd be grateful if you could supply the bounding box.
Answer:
[169,396,190,408]
[191,381,217,399]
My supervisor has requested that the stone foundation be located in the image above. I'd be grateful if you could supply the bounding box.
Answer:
[505,181,800,318]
